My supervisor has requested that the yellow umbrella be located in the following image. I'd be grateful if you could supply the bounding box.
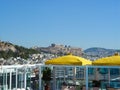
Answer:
[45,54,92,65]
[92,53,120,66]
[45,54,91,89]
[92,53,120,85]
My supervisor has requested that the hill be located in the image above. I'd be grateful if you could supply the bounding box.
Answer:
[84,47,119,57]
[0,41,39,59]
[1,40,120,60]
[0,41,17,52]
[32,43,83,56]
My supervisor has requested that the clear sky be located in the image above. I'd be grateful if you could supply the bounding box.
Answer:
[0,0,120,50]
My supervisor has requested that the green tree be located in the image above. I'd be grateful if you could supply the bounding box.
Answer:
[42,67,52,90]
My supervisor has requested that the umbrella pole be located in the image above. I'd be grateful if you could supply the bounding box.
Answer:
[84,67,86,80]
[108,68,110,86]
[53,66,56,90]
[95,68,99,81]
[64,67,65,81]
[73,66,76,84]
[85,66,88,90]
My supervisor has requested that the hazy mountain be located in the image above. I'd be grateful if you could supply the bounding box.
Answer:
[84,47,118,57]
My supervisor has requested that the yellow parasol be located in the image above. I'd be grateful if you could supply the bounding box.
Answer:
[45,54,91,89]
[92,53,120,85]
[92,53,120,66]
[45,54,91,65]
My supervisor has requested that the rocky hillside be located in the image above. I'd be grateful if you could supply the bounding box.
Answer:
[0,41,39,59]
[0,41,17,52]
[32,43,83,56]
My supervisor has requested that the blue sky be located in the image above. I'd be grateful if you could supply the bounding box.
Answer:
[0,0,120,50]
